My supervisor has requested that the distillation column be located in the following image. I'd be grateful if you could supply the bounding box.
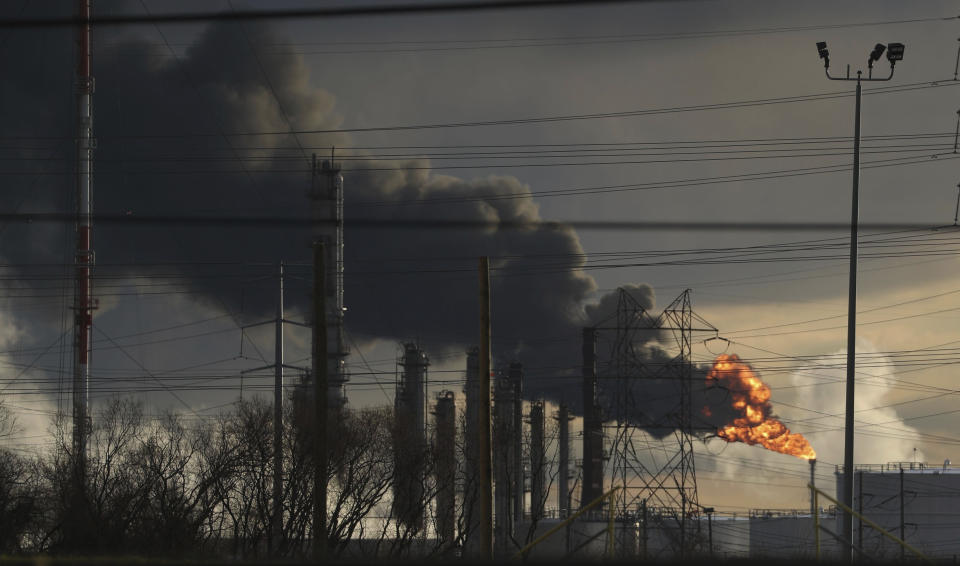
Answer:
[581,327,604,510]
[434,391,457,549]
[393,343,428,531]
[529,401,546,521]
[463,347,481,553]
[557,403,571,518]
[509,362,524,526]
[308,155,348,407]
[493,366,521,556]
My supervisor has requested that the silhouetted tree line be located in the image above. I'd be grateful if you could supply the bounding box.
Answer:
[0,387,471,560]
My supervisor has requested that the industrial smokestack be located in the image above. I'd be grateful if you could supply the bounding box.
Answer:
[529,401,546,522]
[462,348,482,554]
[510,362,524,525]
[557,403,571,518]
[434,391,457,549]
[393,343,429,531]
[810,458,817,516]
[493,366,518,556]
[581,327,604,509]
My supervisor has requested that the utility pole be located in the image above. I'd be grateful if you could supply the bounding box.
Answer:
[815,40,905,563]
[240,263,308,556]
[954,37,960,81]
[953,181,959,226]
[272,262,285,555]
[71,0,96,538]
[478,256,493,560]
[313,242,328,560]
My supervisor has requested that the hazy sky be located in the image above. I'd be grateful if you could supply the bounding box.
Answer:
[2,0,960,513]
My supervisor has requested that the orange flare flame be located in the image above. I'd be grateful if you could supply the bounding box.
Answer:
[705,354,816,460]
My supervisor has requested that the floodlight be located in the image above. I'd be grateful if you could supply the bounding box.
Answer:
[817,41,829,68]
[816,41,829,59]
[886,42,905,62]
[869,43,885,63]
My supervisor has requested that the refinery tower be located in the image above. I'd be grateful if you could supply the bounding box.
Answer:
[308,153,348,406]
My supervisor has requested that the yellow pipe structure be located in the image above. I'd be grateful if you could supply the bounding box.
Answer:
[807,483,931,563]
[513,486,620,560]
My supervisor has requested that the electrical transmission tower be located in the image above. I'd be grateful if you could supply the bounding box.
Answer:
[601,288,716,558]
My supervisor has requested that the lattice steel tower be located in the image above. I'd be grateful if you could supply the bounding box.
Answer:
[602,288,716,558]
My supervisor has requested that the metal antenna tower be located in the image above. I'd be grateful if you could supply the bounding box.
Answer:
[72,0,96,494]
[602,288,716,558]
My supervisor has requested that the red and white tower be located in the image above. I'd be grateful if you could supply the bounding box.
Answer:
[72,0,96,469]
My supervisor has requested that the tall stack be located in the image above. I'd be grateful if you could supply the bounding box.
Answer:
[509,363,524,525]
[434,391,457,549]
[529,401,546,521]
[557,403,572,518]
[72,0,95,480]
[69,2,96,549]
[393,343,428,531]
[493,364,522,556]
[581,327,604,509]
[308,154,348,407]
[462,348,481,553]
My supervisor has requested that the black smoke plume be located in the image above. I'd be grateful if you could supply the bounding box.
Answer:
[0,6,723,430]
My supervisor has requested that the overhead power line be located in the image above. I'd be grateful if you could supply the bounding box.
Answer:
[0,80,953,141]
[0,211,952,232]
[10,141,951,164]
[0,0,682,28]
[98,14,958,52]
[1,4,955,35]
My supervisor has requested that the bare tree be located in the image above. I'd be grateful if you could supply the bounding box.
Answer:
[0,401,38,553]
[328,406,399,557]
[518,412,559,559]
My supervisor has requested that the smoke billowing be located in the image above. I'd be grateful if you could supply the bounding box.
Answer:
[0,12,620,411]
[0,8,845,444]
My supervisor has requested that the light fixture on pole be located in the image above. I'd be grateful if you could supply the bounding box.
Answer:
[816,40,904,563]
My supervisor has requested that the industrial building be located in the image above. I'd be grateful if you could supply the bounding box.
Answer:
[742,462,960,560]
[836,462,960,560]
